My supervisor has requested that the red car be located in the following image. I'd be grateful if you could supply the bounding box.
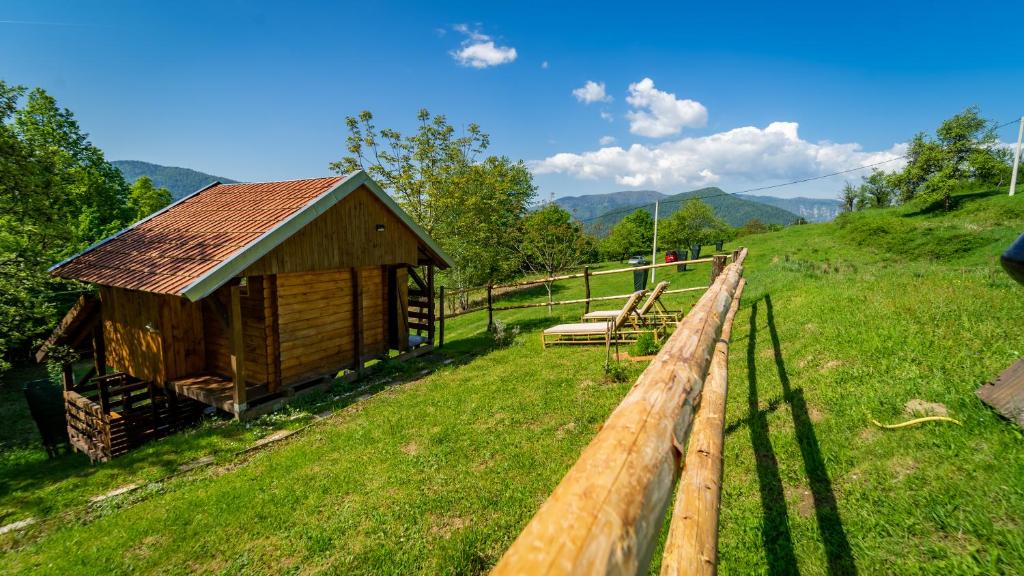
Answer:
[665,250,679,263]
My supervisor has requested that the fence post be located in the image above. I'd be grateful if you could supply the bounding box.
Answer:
[711,255,727,282]
[487,284,494,331]
[438,286,445,348]
[584,266,592,314]
[731,249,740,263]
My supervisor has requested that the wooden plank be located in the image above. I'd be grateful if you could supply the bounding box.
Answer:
[660,278,745,576]
[264,275,281,392]
[977,357,1024,429]
[491,259,745,576]
[230,285,247,415]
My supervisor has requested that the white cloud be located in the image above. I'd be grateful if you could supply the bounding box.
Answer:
[573,80,611,104]
[599,135,616,145]
[532,121,907,189]
[450,24,517,69]
[541,60,549,69]
[625,78,708,138]
[600,111,614,122]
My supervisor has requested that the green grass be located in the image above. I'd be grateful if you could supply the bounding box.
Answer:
[2,186,1024,574]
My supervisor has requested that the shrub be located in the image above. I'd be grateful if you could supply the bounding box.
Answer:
[628,332,661,357]
[490,319,520,347]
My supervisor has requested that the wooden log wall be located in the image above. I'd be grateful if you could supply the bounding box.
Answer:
[204,277,271,386]
[277,269,355,384]
[491,249,747,576]
[100,286,204,384]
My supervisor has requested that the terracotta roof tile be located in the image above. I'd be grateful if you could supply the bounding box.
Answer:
[53,176,345,295]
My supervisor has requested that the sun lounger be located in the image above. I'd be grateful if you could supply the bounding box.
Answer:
[541,290,645,349]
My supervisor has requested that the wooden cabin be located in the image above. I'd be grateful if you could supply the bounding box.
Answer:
[45,171,452,440]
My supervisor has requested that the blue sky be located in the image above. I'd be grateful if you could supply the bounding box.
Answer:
[2,0,1022,199]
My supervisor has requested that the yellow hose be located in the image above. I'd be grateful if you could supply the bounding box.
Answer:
[871,416,962,429]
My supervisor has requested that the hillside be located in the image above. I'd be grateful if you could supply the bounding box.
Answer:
[554,189,666,221]
[112,160,238,200]
[561,186,800,232]
[3,187,1024,574]
[736,193,841,222]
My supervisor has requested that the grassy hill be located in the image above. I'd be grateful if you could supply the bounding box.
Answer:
[560,187,801,232]
[2,186,1024,574]
[736,193,842,222]
[112,160,238,200]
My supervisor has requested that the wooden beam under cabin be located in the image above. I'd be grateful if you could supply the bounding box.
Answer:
[230,284,247,416]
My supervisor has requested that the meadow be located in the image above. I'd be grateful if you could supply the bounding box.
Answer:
[2,187,1023,574]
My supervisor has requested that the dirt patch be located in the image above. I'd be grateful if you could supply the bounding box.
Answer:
[786,485,815,518]
[614,352,656,362]
[429,513,471,538]
[858,427,880,443]
[555,422,577,438]
[889,455,919,481]
[819,359,843,372]
[759,348,777,360]
[400,441,420,455]
[904,399,948,417]
[808,405,826,423]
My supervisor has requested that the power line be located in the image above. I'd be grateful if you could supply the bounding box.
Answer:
[576,116,1022,225]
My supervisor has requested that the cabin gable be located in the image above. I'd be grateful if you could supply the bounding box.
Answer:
[241,185,421,276]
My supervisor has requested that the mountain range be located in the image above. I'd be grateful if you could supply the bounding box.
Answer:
[555,188,805,231]
[112,160,237,200]
[112,161,841,228]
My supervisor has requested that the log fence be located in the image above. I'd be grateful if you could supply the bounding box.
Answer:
[490,248,748,576]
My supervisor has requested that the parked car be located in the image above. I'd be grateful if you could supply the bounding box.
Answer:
[665,250,679,263]
[627,255,648,265]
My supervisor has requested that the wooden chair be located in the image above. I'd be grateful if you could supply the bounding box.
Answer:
[582,281,671,327]
[541,291,645,349]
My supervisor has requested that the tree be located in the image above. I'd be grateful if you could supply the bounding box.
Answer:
[658,199,728,252]
[861,169,896,208]
[601,209,653,261]
[840,182,860,212]
[518,204,591,311]
[127,176,173,221]
[890,106,1007,208]
[0,81,131,372]
[332,109,536,305]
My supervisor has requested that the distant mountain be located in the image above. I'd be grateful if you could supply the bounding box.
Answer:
[735,194,841,223]
[112,160,238,200]
[555,190,667,222]
[555,187,801,233]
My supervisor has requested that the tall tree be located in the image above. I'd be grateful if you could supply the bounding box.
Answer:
[889,106,1008,208]
[518,204,591,310]
[332,109,536,303]
[658,199,728,252]
[127,176,173,221]
[0,82,131,371]
[601,209,654,261]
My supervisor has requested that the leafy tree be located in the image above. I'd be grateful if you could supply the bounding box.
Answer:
[840,182,860,212]
[332,109,536,304]
[127,176,173,221]
[890,107,1008,208]
[658,199,728,252]
[0,81,130,372]
[517,204,591,310]
[861,169,897,208]
[601,209,653,261]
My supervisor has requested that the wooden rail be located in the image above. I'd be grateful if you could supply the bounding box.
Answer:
[661,277,745,575]
[491,248,747,575]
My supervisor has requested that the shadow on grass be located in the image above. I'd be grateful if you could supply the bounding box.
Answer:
[901,188,1002,218]
[746,300,800,575]
[763,294,857,576]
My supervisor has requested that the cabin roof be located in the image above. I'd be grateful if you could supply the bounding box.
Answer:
[51,171,453,300]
